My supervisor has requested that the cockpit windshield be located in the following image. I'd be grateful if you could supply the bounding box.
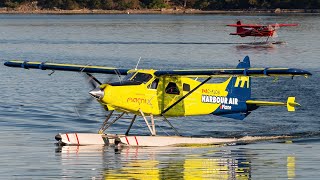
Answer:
[122,72,153,83]
[131,72,152,83]
[123,72,135,81]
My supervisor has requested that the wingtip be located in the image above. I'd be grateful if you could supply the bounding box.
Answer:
[288,68,312,76]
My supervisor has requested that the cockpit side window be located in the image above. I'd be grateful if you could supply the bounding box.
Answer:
[183,83,190,91]
[131,73,152,83]
[148,78,159,89]
[165,82,180,95]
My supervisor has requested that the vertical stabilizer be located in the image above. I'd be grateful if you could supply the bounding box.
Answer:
[236,21,244,34]
[236,55,250,68]
[227,56,251,100]
[215,56,252,120]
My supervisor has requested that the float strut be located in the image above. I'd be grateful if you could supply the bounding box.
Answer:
[151,114,156,136]
[98,110,114,134]
[99,111,125,133]
[125,115,137,135]
[139,109,156,136]
[162,115,180,136]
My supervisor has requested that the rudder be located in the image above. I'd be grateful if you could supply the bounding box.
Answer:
[236,21,245,35]
[213,56,252,120]
[227,55,251,100]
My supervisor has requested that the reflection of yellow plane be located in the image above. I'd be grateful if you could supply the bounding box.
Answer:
[4,56,311,146]
[104,158,251,179]
[57,146,252,179]
[57,146,296,179]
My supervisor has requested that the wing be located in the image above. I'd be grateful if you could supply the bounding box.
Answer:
[4,57,312,78]
[154,68,312,78]
[4,60,129,75]
[227,24,264,28]
[228,24,297,28]
[269,23,298,27]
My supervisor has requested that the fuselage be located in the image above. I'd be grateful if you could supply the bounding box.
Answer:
[240,27,274,37]
[97,69,250,117]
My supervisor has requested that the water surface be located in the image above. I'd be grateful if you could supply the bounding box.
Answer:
[0,14,319,179]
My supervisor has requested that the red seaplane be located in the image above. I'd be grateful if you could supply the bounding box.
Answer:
[227,21,298,43]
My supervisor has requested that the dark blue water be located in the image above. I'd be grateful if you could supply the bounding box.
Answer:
[0,14,319,179]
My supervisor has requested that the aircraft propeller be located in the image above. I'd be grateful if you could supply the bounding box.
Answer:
[74,73,113,118]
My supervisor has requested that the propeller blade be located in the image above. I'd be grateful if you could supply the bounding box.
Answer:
[74,72,115,118]
[272,31,278,38]
[103,74,116,84]
[268,25,274,31]
[74,97,94,118]
[85,73,102,86]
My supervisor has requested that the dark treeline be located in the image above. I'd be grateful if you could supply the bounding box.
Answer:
[0,0,319,10]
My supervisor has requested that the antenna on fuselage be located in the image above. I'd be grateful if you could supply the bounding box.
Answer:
[135,57,141,70]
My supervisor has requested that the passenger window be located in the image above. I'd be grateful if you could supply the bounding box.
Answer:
[148,79,159,89]
[183,83,190,91]
[165,82,180,95]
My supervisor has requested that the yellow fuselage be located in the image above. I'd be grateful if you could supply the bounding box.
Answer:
[100,70,248,117]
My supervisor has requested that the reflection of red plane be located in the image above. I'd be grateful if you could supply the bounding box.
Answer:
[227,21,298,42]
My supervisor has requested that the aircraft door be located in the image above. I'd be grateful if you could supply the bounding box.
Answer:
[145,78,160,114]
[157,76,185,116]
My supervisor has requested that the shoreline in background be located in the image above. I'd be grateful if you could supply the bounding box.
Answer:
[0,8,319,15]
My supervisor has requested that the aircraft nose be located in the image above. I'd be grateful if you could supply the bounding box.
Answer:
[89,88,104,99]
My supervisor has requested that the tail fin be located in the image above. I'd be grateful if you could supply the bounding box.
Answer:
[217,56,251,120]
[226,56,251,101]
[236,21,244,34]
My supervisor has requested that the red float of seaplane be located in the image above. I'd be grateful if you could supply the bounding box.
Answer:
[227,21,298,44]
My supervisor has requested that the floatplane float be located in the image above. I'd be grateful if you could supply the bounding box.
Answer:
[4,56,311,146]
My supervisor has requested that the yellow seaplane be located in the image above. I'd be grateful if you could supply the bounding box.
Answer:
[4,56,312,146]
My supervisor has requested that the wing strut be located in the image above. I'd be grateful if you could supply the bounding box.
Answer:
[162,115,180,136]
[161,77,212,115]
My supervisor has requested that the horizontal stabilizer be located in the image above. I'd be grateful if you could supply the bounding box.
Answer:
[229,33,245,35]
[287,97,301,112]
[246,97,301,112]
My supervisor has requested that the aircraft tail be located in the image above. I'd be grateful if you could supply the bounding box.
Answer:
[226,55,251,100]
[236,21,244,34]
[216,56,301,120]
[287,97,301,112]
[246,97,301,112]
[215,56,252,120]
